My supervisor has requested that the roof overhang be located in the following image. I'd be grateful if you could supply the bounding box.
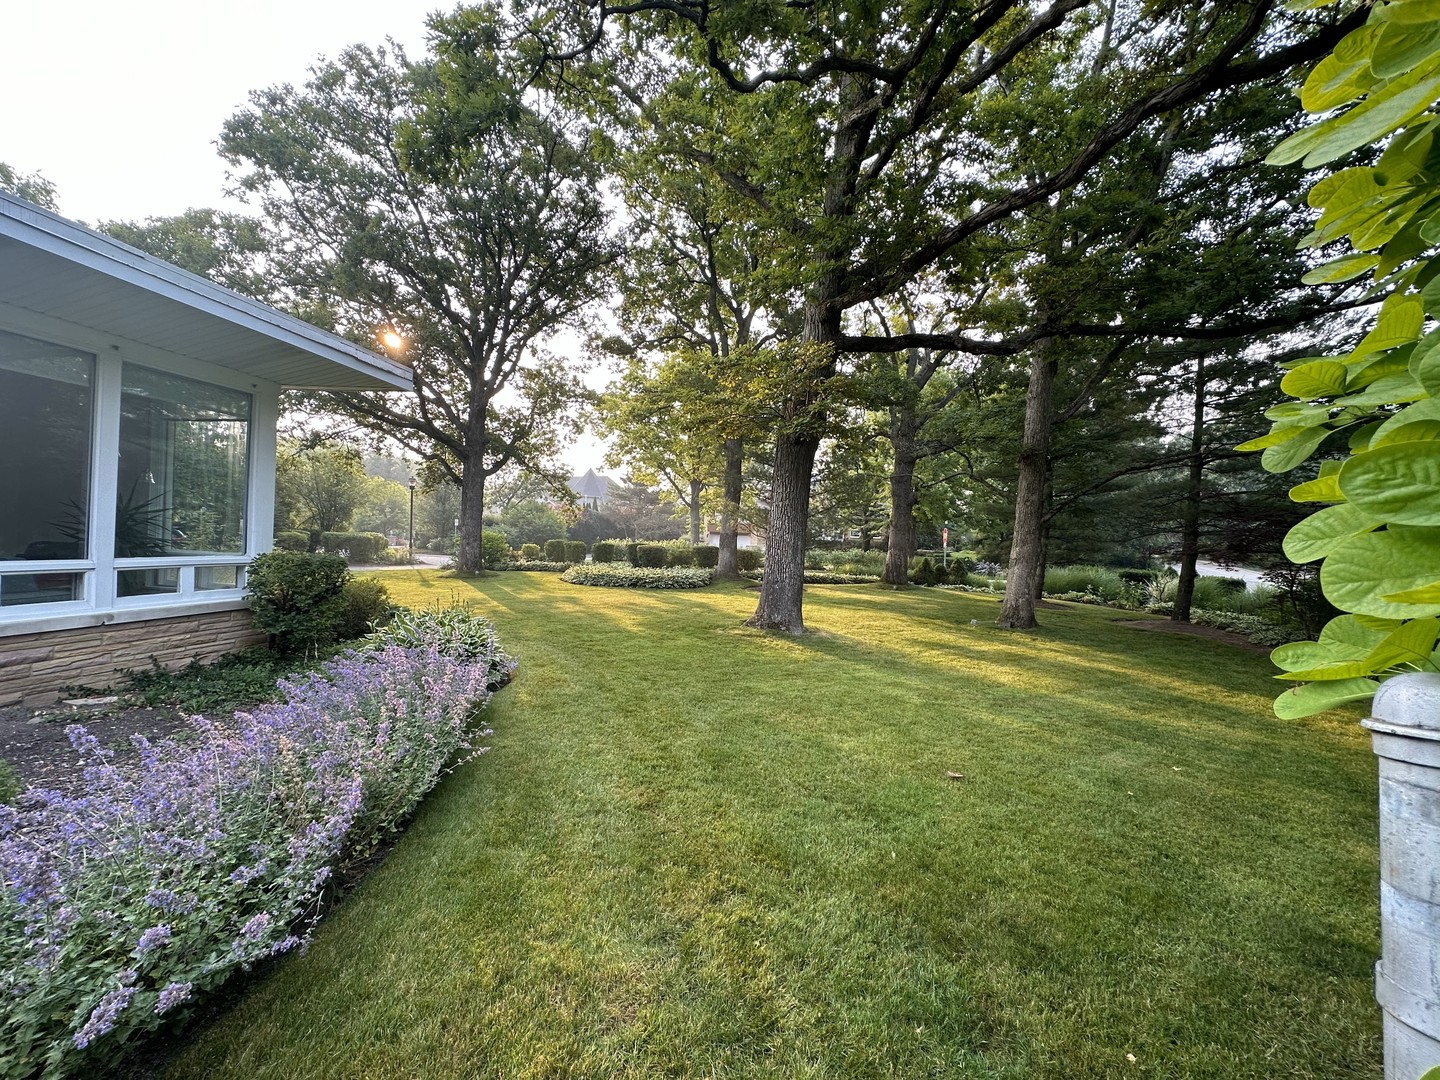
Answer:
[0,193,412,391]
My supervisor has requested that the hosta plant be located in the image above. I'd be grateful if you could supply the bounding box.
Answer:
[1245,0,1440,718]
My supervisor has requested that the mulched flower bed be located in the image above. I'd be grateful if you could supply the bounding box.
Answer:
[0,700,214,793]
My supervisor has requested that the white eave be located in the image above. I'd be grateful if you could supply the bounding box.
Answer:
[0,192,412,391]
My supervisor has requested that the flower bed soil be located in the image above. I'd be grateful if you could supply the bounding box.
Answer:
[0,702,216,792]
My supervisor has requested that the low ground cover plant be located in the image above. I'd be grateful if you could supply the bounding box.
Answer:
[505,560,570,573]
[561,564,713,589]
[0,608,509,1079]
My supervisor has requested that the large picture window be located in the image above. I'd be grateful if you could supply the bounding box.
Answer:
[117,366,251,558]
[0,331,93,608]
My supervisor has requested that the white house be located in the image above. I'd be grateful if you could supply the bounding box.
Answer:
[704,523,764,550]
[0,193,410,705]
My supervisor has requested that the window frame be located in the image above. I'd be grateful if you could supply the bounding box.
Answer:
[0,310,278,632]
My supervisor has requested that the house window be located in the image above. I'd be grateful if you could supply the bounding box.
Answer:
[0,332,257,622]
[0,330,93,565]
[117,366,251,557]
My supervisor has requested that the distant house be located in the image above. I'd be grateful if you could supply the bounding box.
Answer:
[568,468,611,511]
[0,193,410,705]
[704,523,765,550]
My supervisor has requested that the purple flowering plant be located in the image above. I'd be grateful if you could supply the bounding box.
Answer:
[0,607,508,1078]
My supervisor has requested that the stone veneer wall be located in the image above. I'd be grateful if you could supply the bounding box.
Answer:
[0,609,265,707]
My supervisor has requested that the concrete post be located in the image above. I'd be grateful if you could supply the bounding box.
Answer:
[1364,672,1440,1080]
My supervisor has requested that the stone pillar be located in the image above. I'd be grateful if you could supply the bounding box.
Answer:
[1365,672,1440,1079]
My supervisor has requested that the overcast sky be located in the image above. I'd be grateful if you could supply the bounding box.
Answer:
[1,1,441,224]
[1,1,611,475]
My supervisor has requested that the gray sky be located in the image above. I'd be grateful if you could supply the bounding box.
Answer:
[1,1,612,474]
[1,0,440,224]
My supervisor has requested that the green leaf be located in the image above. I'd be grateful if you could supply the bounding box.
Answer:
[1365,617,1440,668]
[1372,419,1440,447]
[1289,473,1344,501]
[1272,638,1366,672]
[1321,614,1395,650]
[1374,397,1440,444]
[1349,421,1385,451]
[1284,503,1383,562]
[1386,0,1440,25]
[1236,421,1324,452]
[1300,27,1378,111]
[1274,677,1380,719]
[1309,166,1383,213]
[1355,293,1425,356]
[1410,334,1440,394]
[1267,59,1440,168]
[1276,661,1376,682]
[1322,526,1440,617]
[1340,441,1440,525]
[1281,360,1349,398]
[1374,20,1440,79]
[1270,61,1440,168]
[1262,424,1334,472]
[1381,581,1440,604]
[1302,252,1381,285]
[1334,372,1424,408]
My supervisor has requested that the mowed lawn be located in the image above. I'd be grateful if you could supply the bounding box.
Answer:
[167,572,1380,1079]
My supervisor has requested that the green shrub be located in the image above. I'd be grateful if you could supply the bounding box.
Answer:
[911,558,938,586]
[481,530,513,569]
[544,539,568,562]
[1190,609,1309,647]
[507,560,570,572]
[625,541,641,566]
[743,570,879,585]
[360,602,516,689]
[319,531,388,563]
[520,543,542,561]
[122,647,294,712]
[592,540,618,563]
[564,540,588,564]
[813,548,886,576]
[273,531,308,552]
[1118,568,1160,586]
[635,543,668,568]
[736,548,763,572]
[692,545,719,568]
[666,546,696,567]
[1043,565,1125,601]
[337,577,397,640]
[246,551,351,654]
[561,564,713,589]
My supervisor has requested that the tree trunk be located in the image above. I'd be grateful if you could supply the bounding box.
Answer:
[1173,355,1207,623]
[457,455,486,574]
[999,342,1057,629]
[688,478,703,545]
[716,437,743,580]
[747,433,818,631]
[748,70,871,633]
[882,419,919,586]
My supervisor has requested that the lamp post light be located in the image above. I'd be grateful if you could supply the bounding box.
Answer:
[407,477,416,556]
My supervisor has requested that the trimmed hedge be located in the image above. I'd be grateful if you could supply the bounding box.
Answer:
[273,531,308,552]
[592,541,618,563]
[561,565,713,589]
[736,549,763,572]
[520,543,541,560]
[742,570,878,585]
[543,539,568,562]
[692,545,719,568]
[506,561,570,572]
[564,540,587,564]
[318,531,388,563]
[246,551,350,653]
[625,541,641,566]
[635,543,668,568]
[481,531,512,570]
[666,546,696,568]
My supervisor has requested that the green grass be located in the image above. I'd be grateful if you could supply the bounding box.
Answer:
[166,572,1380,1079]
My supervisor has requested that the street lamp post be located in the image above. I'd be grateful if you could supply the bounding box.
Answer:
[407,477,416,556]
